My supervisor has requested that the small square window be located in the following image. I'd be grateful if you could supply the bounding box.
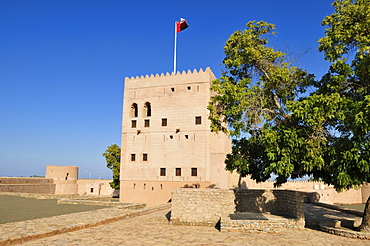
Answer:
[191,168,197,176]
[187,86,191,90]
[144,119,150,127]
[160,168,166,176]
[143,153,148,161]
[131,120,137,128]
[90,188,94,193]
[185,135,189,139]
[131,154,136,161]
[195,116,201,125]
[170,135,173,139]
[171,87,175,92]
[175,168,181,176]
[162,118,167,126]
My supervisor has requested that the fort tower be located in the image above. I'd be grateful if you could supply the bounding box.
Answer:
[120,68,235,206]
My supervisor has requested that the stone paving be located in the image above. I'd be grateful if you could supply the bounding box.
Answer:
[1,203,369,245]
[0,204,170,245]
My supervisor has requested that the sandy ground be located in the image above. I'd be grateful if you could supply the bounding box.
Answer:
[0,195,108,224]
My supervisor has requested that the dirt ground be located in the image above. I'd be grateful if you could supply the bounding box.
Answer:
[0,195,108,224]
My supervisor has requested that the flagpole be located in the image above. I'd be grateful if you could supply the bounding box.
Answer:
[173,21,177,74]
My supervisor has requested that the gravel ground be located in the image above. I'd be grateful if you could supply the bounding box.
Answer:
[335,203,365,212]
[0,195,108,224]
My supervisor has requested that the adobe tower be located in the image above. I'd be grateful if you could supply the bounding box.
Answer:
[120,68,235,206]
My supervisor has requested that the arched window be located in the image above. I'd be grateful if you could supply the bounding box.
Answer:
[144,102,151,117]
[131,103,138,117]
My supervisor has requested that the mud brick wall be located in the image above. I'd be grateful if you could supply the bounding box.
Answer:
[235,189,304,220]
[170,188,234,226]
[0,178,56,194]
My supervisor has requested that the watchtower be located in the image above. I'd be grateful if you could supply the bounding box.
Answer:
[120,68,234,206]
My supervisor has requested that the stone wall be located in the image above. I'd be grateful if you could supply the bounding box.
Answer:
[170,188,235,226]
[234,189,304,220]
[170,188,305,229]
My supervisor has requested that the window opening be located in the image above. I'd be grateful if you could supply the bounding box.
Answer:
[90,188,94,193]
[175,168,181,176]
[65,173,69,180]
[144,119,150,127]
[191,168,198,176]
[195,116,202,125]
[131,154,136,161]
[170,135,173,139]
[185,135,189,139]
[161,184,163,190]
[143,153,148,161]
[144,102,151,117]
[131,120,137,128]
[152,187,154,190]
[144,183,146,189]
[131,103,138,117]
[160,168,166,176]
[133,183,136,189]
[197,86,199,92]
[187,86,191,90]
[171,87,175,92]
[162,118,167,126]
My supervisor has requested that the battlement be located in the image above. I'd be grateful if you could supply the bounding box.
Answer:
[124,67,216,89]
[46,165,78,168]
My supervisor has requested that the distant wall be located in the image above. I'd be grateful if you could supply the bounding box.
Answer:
[76,179,114,196]
[240,176,366,204]
[0,177,55,194]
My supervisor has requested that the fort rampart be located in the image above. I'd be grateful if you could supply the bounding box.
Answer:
[0,177,56,194]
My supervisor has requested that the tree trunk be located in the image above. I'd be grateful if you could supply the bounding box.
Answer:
[359,196,370,232]
[237,173,242,189]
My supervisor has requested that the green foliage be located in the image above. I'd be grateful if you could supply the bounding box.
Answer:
[102,144,121,190]
[314,0,370,191]
[209,21,316,187]
[209,0,370,192]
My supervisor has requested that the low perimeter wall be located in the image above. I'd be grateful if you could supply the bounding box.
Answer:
[170,188,305,228]
[0,178,56,194]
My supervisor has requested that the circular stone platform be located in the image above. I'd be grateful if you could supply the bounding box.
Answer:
[319,220,370,240]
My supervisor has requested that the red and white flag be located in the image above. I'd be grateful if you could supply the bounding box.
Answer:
[176,18,189,33]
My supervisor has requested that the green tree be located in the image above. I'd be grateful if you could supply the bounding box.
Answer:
[317,0,370,231]
[208,20,315,186]
[102,144,121,190]
[209,0,370,232]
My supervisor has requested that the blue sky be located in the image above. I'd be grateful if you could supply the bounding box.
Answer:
[0,0,335,179]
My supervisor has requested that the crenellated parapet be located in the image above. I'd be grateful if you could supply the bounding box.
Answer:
[124,67,216,89]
